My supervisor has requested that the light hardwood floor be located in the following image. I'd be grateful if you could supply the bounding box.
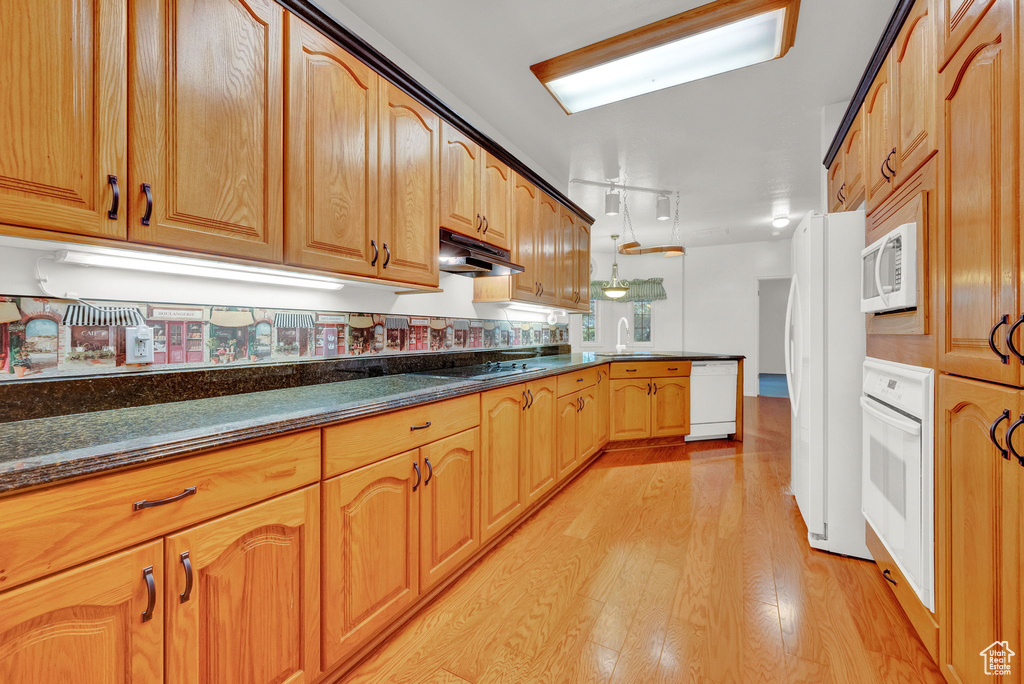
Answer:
[340,397,942,683]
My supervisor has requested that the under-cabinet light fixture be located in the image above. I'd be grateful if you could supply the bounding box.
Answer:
[499,302,568,316]
[531,0,800,114]
[54,249,345,291]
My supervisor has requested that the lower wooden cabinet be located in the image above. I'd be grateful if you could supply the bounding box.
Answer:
[597,365,610,447]
[524,377,558,504]
[651,378,690,437]
[578,385,598,461]
[557,391,581,481]
[481,386,528,542]
[322,451,420,668]
[164,486,320,684]
[0,541,164,682]
[610,378,652,439]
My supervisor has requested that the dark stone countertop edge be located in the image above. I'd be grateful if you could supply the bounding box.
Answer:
[0,353,744,495]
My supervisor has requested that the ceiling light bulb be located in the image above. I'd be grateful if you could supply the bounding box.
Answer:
[772,216,790,229]
[605,190,620,216]
[656,194,671,221]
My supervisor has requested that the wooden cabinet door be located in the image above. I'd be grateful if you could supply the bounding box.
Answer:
[865,55,895,213]
[596,366,610,447]
[557,207,577,308]
[481,152,512,251]
[377,81,439,287]
[130,0,284,261]
[0,0,127,239]
[843,111,866,207]
[937,0,997,67]
[536,193,560,304]
[557,391,580,482]
[610,379,652,440]
[480,385,526,543]
[575,220,592,307]
[578,385,598,460]
[439,121,481,237]
[937,375,1020,684]
[938,0,1018,386]
[165,487,319,684]
[524,377,558,504]
[0,541,163,682]
[892,0,937,183]
[284,14,378,277]
[511,174,540,301]
[419,429,480,591]
[651,377,691,437]
[827,157,845,213]
[322,451,419,668]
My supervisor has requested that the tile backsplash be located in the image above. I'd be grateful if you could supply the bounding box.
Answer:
[0,296,568,382]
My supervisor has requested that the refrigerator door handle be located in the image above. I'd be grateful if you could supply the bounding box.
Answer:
[784,274,801,417]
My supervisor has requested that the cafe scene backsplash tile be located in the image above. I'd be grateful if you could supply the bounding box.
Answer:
[0,296,568,381]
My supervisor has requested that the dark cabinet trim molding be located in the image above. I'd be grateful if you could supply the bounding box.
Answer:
[822,0,917,169]
[278,0,595,224]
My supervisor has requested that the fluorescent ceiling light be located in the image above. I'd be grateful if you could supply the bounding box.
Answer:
[54,249,345,291]
[772,216,790,229]
[532,0,799,114]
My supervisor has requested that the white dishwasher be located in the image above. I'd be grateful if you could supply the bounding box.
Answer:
[685,360,739,441]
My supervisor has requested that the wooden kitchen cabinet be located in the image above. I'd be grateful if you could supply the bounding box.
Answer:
[865,54,896,213]
[129,0,284,262]
[557,391,581,481]
[937,0,998,66]
[510,174,541,301]
[842,110,867,208]
[651,377,691,437]
[439,121,482,238]
[610,379,652,440]
[596,365,611,447]
[377,80,440,287]
[481,152,513,251]
[937,0,1018,386]
[0,541,163,682]
[891,0,936,184]
[524,377,558,504]
[0,0,127,240]
[480,385,527,542]
[557,208,577,308]
[284,14,378,278]
[419,429,481,591]
[578,385,598,460]
[322,451,420,668]
[164,486,320,684]
[937,374,1020,684]
[828,155,846,213]
[574,216,592,307]
[536,192,560,304]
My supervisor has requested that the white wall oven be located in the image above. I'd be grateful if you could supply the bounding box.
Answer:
[860,357,934,610]
[861,221,917,313]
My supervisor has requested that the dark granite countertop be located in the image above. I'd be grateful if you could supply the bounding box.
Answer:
[0,352,742,495]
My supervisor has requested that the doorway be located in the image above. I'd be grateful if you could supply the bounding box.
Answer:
[756,276,792,398]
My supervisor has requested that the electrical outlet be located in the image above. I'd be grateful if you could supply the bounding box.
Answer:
[125,325,155,364]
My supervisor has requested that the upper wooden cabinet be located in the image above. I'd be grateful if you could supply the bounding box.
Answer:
[892,0,937,181]
[937,0,1018,386]
[575,219,592,305]
[377,81,440,287]
[557,208,577,308]
[865,55,896,213]
[536,193,560,305]
[0,541,163,682]
[0,0,128,240]
[481,152,513,251]
[828,155,846,213]
[937,0,998,67]
[164,487,320,684]
[439,122,482,238]
[130,0,284,262]
[511,173,540,302]
[284,14,378,278]
[843,111,866,208]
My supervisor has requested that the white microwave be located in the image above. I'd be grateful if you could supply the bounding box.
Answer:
[861,222,917,313]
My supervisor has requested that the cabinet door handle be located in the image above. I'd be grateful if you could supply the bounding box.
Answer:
[884,149,896,179]
[990,409,1011,460]
[412,461,422,492]
[482,216,488,234]
[654,383,658,395]
[880,159,890,181]
[142,566,156,622]
[410,421,432,431]
[133,486,197,511]
[476,213,482,232]
[1005,314,1024,364]
[371,239,379,267]
[383,242,391,269]
[522,390,528,410]
[535,282,541,296]
[527,389,534,408]
[882,568,898,586]
[647,382,651,395]
[141,183,153,225]
[424,457,433,486]
[179,551,193,603]
[1006,414,1024,466]
[107,175,120,220]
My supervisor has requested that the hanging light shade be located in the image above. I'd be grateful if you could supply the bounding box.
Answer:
[656,194,671,220]
[605,190,620,216]
[602,234,630,298]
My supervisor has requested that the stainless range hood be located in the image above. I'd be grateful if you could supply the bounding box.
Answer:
[438,229,525,277]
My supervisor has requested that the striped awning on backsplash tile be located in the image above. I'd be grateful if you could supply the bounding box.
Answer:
[63,304,146,327]
[274,313,314,329]
[452,320,470,330]
[385,317,409,329]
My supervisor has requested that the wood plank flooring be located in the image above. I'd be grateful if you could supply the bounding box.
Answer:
[339,397,943,683]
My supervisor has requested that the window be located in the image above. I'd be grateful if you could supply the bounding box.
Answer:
[633,300,652,343]
[581,300,597,343]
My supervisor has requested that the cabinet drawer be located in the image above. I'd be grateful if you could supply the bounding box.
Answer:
[556,367,600,396]
[323,394,480,477]
[865,522,939,660]
[610,361,692,379]
[0,430,320,592]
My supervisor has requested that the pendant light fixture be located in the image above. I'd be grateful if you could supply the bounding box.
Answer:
[602,234,630,299]
[656,194,671,220]
[605,189,620,216]
[619,192,686,257]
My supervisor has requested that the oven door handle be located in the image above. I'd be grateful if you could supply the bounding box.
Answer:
[859,396,921,435]
[873,234,893,309]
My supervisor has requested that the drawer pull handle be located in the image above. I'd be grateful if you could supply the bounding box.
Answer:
[412,461,422,492]
[625,369,637,373]
[410,421,432,431]
[577,377,583,382]
[133,486,197,511]
[424,457,433,486]
[668,367,679,371]
[882,569,898,586]
[141,183,153,226]
[107,175,120,220]
[142,566,156,622]
[179,551,193,603]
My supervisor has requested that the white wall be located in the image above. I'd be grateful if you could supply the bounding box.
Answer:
[758,277,791,375]
[570,251,684,352]
[683,240,793,395]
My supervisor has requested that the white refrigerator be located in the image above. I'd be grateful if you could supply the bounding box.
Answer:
[785,211,869,559]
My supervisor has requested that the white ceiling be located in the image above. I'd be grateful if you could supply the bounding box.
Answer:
[329,0,896,249]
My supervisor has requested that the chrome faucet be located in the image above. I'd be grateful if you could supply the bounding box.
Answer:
[616,317,629,352]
